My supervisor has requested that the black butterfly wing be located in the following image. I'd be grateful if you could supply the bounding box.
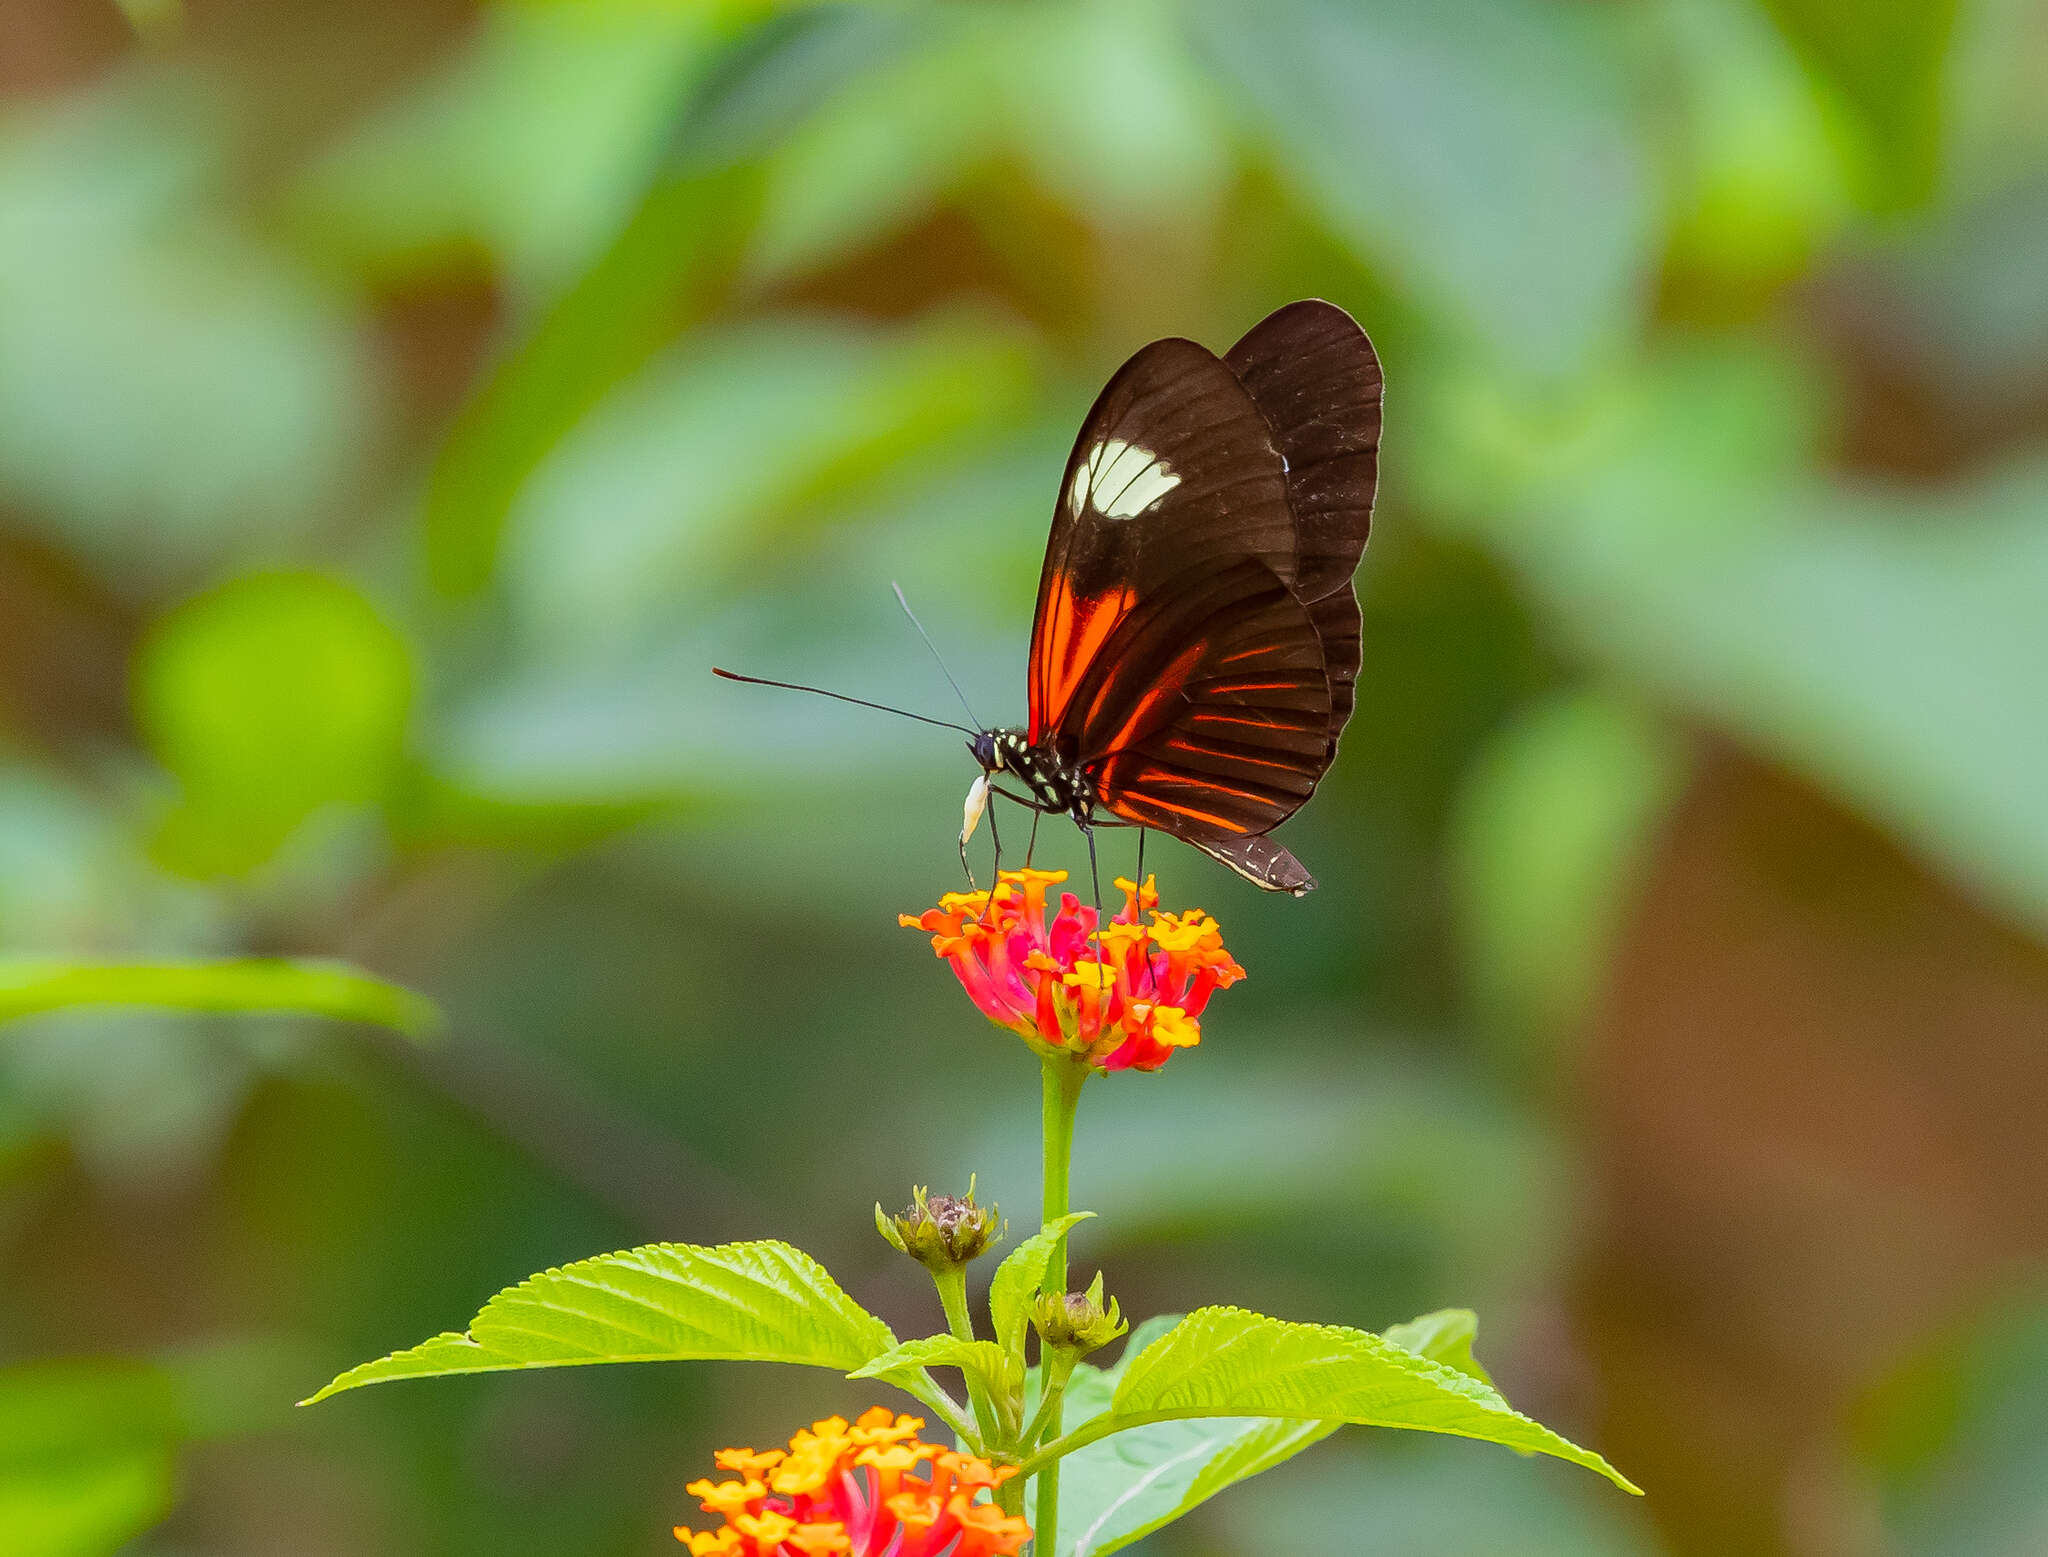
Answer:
[1023,302,1381,893]
[1223,299,1383,762]
[1021,333,1322,890]
[1026,337,1298,746]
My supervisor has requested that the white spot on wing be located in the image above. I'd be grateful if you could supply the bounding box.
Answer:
[1074,438,1180,520]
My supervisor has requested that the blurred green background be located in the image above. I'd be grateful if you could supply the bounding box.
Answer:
[4,0,2047,1552]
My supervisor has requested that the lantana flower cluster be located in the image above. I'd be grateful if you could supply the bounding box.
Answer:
[675,1408,1029,1557]
[900,869,1244,1072]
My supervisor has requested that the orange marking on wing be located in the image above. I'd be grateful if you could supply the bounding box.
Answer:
[1131,769,1275,807]
[1110,792,1250,834]
[1216,645,1276,665]
[1029,574,1073,737]
[1164,738,1301,774]
[1092,641,1204,754]
[1188,712,1296,732]
[1039,575,1136,732]
[1202,679,1300,695]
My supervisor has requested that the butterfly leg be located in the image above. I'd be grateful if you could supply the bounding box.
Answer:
[1026,808,1041,868]
[1082,822,1104,959]
[1133,825,1155,993]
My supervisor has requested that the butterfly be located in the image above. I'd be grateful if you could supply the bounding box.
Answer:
[718,299,1382,896]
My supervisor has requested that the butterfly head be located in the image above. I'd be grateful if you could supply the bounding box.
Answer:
[970,729,1041,782]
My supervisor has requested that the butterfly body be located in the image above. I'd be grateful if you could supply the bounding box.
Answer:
[715,299,1380,898]
[970,729,1095,822]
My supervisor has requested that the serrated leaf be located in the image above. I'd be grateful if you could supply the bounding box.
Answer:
[1383,1308,1494,1386]
[1043,1316,1334,1556]
[1064,1317,1183,1412]
[303,1241,893,1404]
[989,1212,1094,1358]
[852,1334,1018,1401]
[1095,1307,1636,1493]
[1060,1413,1338,1556]
[0,959,440,1040]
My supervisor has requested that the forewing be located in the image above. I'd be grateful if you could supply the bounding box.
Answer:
[1027,338,1295,743]
[1224,299,1382,755]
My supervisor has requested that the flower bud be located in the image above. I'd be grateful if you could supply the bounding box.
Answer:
[1030,1272,1126,1356]
[877,1183,1002,1271]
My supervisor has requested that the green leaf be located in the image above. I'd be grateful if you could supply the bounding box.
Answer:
[1206,1440,1663,1557]
[0,959,440,1040]
[1070,1307,1636,1494]
[0,86,375,585]
[851,1335,1019,1404]
[1451,691,1685,1064]
[0,1448,172,1557]
[303,1240,894,1404]
[0,1360,184,1557]
[743,16,999,284]
[498,311,1036,657]
[1382,1308,1494,1387]
[423,161,761,598]
[989,1212,1094,1359]
[1656,0,1861,287]
[286,5,735,295]
[1065,1418,1339,1557]
[1189,0,1655,376]
[1757,0,1956,206]
[1438,345,2048,947]
[135,570,414,875]
[1851,1293,2048,1557]
[1047,1317,1336,1557]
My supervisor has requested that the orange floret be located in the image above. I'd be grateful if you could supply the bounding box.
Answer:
[676,1411,1029,1556]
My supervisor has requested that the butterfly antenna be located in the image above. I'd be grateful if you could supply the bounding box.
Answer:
[891,582,982,729]
[710,667,976,736]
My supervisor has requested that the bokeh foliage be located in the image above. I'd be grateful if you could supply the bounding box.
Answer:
[2,0,2045,1552]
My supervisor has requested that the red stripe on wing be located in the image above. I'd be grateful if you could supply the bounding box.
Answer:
[1087,641,1205,755]
[1197,679,1301,695]
[1105,790,1252,834]
[1162,737,1305,774]
[1029,572,1137,742]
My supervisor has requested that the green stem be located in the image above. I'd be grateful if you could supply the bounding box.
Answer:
[1034,1054,1086,1557]
[933,1264,1002,1449]
[1020,1348,1076,1451]
[1039,1055,1086,1296]
[907,1377,984,1454]
[1017,1407,1228,1480]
